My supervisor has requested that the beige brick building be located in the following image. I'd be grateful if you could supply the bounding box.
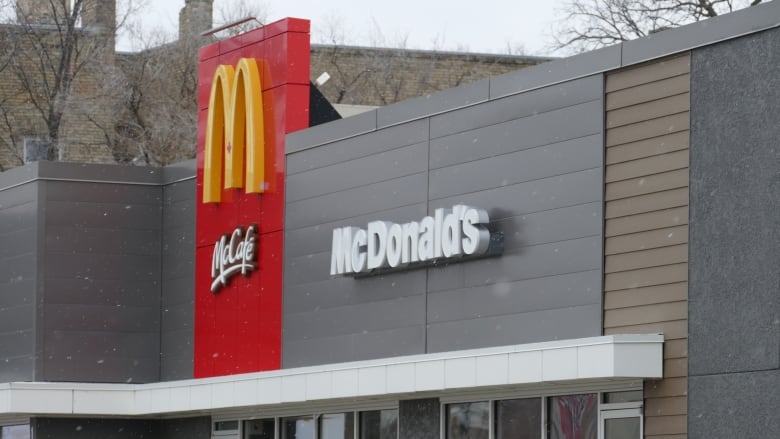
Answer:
[0,0,550,171]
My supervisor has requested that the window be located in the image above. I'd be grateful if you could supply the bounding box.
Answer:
[244,419,275,439]
[0,425,30,439]
[359,409,398,439]
[495,398,541,439]
[281,415,315,439]
[446,401,490,439]
[547,394,598,439]
[319,413,354,439]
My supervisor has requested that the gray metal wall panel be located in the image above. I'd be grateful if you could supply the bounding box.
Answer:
[287,142,428,203]
[285,270,426,315]
[427,304,602,352]
[426,236,602,292]
[285,203,428,259]
[40,180,162,383]
[0,181,37,382]
[284,295,425,342]
[377,79,490,128]
[285,172,428,230]
[160,179,196,381]
[160,417,212,439]
[489,46,620,99]
[429,100,602,170]
[32,417,160,439]
[287,119,428,175]
[427,270,602,323]
[287,109,378,153]
[284,70,604,368]
[431,75,602,138]
[429,134,601,200]
[284,326,425,368]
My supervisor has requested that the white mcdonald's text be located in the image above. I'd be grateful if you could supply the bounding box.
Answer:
[211,225,257,292]
[330,205,492,276]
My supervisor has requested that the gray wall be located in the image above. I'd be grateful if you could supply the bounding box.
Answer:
[0,161,197,384]
[688,28,780,438]
[0,167,40,382]
[32,416,210,439]
[283,74,604,367]
[38,164,163,383]
[160,163,196,381]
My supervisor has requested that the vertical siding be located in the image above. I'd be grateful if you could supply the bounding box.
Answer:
[604,53,690,439]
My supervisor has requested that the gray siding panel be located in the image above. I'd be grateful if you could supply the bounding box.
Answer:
[284,270,426,315]
[285,172,429,230]
[286,141,428,203]
[429,134,602,200]
[160,179,195,381]
[429,100,602,170]
[0,182,37,382]
[287,119,428,175]
[284,294,425,342]
[285,203,428,259]
[431,75,602,138]
[284,72,604,367]
[427,304,602,352]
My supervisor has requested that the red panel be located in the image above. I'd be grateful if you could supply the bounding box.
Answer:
[194,18,310,378]
[199,42,220,61]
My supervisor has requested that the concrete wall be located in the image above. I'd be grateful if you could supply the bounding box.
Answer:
[284,74,604,368]
[0,167,40,382]
[688,27,780,438]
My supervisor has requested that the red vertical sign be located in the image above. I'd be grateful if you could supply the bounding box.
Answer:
[194,18,310,377]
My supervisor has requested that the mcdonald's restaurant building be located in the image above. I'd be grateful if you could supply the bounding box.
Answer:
[0,3,778,439]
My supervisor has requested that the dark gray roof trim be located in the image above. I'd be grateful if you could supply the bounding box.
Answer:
[0,160,196,191]
[287,0,780,153]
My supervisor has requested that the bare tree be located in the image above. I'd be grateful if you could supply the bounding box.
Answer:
[553,0,764,52]
[0,0,141,169]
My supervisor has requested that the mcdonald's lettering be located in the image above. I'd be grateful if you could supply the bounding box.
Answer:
[203,58,266,203]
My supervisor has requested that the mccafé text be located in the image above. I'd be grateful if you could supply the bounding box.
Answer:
[211,225,257,292]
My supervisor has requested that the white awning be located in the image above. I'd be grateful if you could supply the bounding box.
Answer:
[0,334,662,418]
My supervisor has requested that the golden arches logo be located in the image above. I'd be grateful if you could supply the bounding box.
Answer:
[203,58,267,203]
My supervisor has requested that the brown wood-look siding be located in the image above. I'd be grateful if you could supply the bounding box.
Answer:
[604,53,690,439]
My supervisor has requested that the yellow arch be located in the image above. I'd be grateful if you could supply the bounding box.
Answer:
[203,58,266,203]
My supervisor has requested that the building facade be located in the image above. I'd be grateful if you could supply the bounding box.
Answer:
[1,4,779,439]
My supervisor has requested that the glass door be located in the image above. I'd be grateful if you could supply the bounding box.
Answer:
[599,408,642,439]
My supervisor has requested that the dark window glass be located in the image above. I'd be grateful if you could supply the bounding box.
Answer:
[282,415,315,439]
[446,402,489,439]
[244,419,275,439]
[495,398,541,439]
[215,421,239,431]
[604,417,640,439]
[548,394,597,439]
[319,413,354,439]
[1,425,30,439]
[360,409,398,439]
[603,391,643,404]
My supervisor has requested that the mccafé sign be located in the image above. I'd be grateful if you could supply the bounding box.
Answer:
[203,57,266,203]
[331,205,498,276]
[211,225,257,293]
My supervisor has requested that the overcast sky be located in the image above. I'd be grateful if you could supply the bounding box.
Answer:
[124,0,568,56]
